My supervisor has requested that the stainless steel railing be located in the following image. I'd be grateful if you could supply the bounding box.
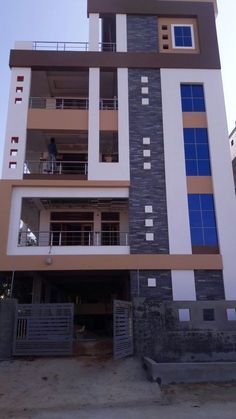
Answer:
[33,41,89,51]
[18,231,129,247]
[32,41,116,52]
[29,97,118,110]
[24,160,88,176]
[29,97,89,110]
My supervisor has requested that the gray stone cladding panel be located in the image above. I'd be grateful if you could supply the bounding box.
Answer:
[0,299,17,359]
[130,270,172,300]
[194,270,225,300]
[128,69,169,254]
[127,16,158,52]
[132,299,236,362]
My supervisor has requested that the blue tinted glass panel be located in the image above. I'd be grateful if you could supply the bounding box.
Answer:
[190,211,202,227]
[204,228,218,245]
[175,38,183,46]
[185,144,196,159]
[181,84,205,112]
[184,128,195,143]
[191,228,204,245]
[181,85,191,97]
[182,98,192,111]
[196,128,208,143]
[183,26,191,36]
[186,160,197,175]
[201,194,214,210]
[188,194,201,210]
[174,27,182,36]
[192,85,204,97]
[202,211,216,228]
[184,37,192,47]
[197,145,209,159]
[198,160,211,175]
[193,98,205,112]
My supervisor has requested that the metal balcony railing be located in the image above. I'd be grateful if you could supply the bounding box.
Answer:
[99,42,116,52]
[29,97,118,110]
[32,41,116,52]
[18,231,129,247]
[24,160,88,176]
[99,98,118,110]
[33,41,89,51]
[29,97,89,110]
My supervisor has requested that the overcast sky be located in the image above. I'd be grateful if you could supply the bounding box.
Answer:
[0,0,235,171]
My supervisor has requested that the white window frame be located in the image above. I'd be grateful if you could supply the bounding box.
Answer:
[171,24,195,49]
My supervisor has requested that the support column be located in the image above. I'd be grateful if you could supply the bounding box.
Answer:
[88,68,100,180]
[89,13,100,51]
[116,15,127,52]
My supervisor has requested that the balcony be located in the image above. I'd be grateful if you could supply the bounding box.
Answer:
[18,230,129,247]
[32,41,116,52]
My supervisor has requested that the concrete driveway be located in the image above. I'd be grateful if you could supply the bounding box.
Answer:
[1,356,236,419]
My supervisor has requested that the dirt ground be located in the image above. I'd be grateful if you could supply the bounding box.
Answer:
[1,356,236,419]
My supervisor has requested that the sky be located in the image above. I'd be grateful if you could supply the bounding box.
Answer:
[0,0,235,171]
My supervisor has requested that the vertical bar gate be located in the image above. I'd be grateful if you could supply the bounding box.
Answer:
[113,300,133,359]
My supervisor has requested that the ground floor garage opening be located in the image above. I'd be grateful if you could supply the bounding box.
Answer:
[6,270,132,357]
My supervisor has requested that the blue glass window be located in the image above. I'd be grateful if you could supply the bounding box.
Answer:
[183,128,211,176]
[181,84,205,112]
[188,194,218,247]
[174,25,193,47]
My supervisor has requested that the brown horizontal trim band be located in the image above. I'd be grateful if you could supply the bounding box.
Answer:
[192,246,219,254]
[9,49,220,71]
[0,179,130,188]
[0,254,223,271]
[187,176,213,194]
[88,0,216,16]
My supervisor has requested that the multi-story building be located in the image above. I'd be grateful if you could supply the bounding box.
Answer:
[229,126,236,186]
[1,0,236,360]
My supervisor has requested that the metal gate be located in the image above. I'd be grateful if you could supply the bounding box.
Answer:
[13,303,74,356]
[113,300,133,359]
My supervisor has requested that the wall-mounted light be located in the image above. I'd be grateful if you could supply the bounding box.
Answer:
[45,256,53,265]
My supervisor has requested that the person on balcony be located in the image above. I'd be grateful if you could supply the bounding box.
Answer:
[47,138,58,173]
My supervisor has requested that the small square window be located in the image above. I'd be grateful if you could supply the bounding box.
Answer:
[142,98,149,106]
[203,308,215,321]
[162,25,168,30]
[15,98,22,104]
[141,87,149,95]
[145,219,153,227]
[146,233,154,241]
[179,309,191,322]
[163,45,169,50]
[227,308,236,321]
[9,162,17,169]
[16,86,23,93]
[11,137,19,144]
[162,34,168,40]
[143,150,151,157]
[148,278,156,287]
[17,76,24,82]
[145,205,153,213]
[172,24,194,49]
[143,137,150,145]
[10,149,18,157]
[144,162,151,170]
